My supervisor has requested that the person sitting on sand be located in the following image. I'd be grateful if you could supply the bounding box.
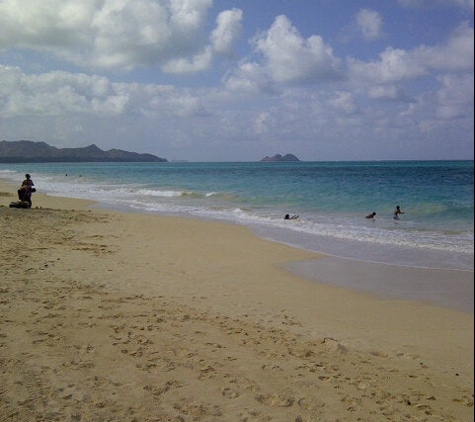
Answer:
[18,173,35,207]
[284,214,299,220]
[365,212,376,219]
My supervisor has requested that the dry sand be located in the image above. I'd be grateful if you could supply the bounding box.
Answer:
[1,182,473,422]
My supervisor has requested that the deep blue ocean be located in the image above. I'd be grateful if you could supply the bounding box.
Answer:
[1,161,473,271]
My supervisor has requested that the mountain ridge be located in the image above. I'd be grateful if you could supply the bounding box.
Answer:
[0,140,167,163]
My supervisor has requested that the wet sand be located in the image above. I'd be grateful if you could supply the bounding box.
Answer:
[286,257,474,313]
[1,181,473,421]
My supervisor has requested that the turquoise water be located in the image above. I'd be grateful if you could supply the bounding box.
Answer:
[1,161,473,271]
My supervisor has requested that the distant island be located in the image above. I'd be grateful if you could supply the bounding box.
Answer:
[260,154,300,162]
[0,140,167,163]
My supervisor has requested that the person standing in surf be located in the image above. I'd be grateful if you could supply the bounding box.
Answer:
[393,205,404,220]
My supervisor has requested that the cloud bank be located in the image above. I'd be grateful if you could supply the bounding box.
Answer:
[0,0,242,73]
[0,1,473,161]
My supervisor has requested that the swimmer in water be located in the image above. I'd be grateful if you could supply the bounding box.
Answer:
[393,205,404,220]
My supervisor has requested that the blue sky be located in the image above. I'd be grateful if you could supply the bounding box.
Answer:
[0,0,473,161]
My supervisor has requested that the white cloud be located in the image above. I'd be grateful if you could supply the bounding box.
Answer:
[454,0,475,10]
[398,0,474,11]
[0,0,96,48]
[225,15,342,92]
[0,65,22,97]
[355,9,384,41]
[0,66,129,117]
[348,22,474,83]
[368,85,407,101]
[348,47,428,83]
[436,73,474,119]
[211,8,243,56]
[166,93,208,117]
[253,112,272,134]
[161,47,213,74]
[256,15,342,84]
[416,22,474,71]
[329,91,358,114]
[0,0,239,73]
[89,0,171,69]
[398,72,474,143]
[0,65,211,119]
[224,62,275,94]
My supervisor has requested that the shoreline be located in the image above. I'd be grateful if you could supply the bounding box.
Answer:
[1,180,474,421]
[1,162,472,273]
[2,178,474,313]
[1,178,473,312]
[251,224,474,273]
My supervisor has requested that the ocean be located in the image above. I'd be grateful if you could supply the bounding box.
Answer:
[1,160,473,272]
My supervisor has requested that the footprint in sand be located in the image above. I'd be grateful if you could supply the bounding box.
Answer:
[255,393,295,407]
[221,386,241,399]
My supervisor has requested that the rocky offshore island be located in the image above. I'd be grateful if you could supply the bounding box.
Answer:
[260,154,300,162]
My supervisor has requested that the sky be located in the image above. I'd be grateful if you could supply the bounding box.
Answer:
[0,0,473,162]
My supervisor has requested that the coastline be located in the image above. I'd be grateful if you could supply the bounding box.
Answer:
[1,180,474,421]
[1,160,472,273]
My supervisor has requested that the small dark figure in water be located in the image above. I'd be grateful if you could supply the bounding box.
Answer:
[284,214,299,220]
[365,212,376,219]
[393,205,404,220]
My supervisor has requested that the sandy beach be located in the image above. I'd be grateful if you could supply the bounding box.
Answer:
[1,181,473,422]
